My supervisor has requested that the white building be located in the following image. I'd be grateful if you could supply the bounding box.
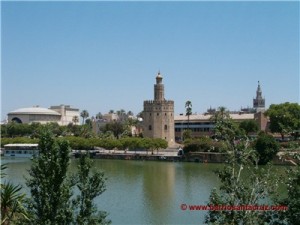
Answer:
[7,105,79,125]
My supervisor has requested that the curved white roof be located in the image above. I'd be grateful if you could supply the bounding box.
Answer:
[8,107,61,115]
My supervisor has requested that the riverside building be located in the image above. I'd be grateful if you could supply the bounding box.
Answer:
[7,104,79,125]
[174,82,268,142]
[143,72,175,147]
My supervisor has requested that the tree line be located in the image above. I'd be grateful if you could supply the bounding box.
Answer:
[1,128,110,225]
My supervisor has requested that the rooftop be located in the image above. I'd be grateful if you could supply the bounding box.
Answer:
[8,106,61,115]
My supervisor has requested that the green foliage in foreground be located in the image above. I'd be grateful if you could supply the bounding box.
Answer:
[1,164,30,225]
[205,108,284,225]
[23,128,110,225]
[274,154,300,225]
[72,155,110,225]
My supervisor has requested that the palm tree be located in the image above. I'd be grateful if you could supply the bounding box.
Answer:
[109,110,114,114]
[127,111,134,117]
[185,101,192,130]
[1,164,30,224]
[117,109,126,122]
[80,110,89,125]
[96,112,103,120]
[72,116,79,125]
[211,106,229,123]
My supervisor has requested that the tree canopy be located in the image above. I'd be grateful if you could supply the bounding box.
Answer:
[265,102,300,139]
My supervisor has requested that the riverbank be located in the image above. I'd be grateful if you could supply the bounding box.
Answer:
[73,149,299,166]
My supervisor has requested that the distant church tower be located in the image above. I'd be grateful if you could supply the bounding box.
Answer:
[253,81,265,112]
[143,72,175,147]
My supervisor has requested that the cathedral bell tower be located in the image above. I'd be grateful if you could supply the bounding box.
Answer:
[143,72,175,147]
[253,81,265,112]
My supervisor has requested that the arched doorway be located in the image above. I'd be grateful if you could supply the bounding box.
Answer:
[12,117,22,123]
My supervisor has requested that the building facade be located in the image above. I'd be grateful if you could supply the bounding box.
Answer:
[49,105,80,125]
[174,113,256,142]
[143,72,175,146]
[8,106,61,124]
[7,105,79,125]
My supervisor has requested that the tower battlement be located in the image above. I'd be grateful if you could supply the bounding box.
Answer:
[142,72,175,147]
[143,100,174,105]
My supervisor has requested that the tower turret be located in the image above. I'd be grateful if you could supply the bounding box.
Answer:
[253,81,265,112]
[154,72,164,101]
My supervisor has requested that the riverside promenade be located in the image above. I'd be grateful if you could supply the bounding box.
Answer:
[73,148,183,161]
[72,149,299,165]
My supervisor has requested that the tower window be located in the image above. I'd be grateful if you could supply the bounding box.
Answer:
[165,113,167,116]
[149,125,152,130]
[157,113,159,116]
[164,125,168,130]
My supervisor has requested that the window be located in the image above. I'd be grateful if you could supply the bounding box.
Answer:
[164,125,168,130]
[157,113,159,116]
[149,125,152,130]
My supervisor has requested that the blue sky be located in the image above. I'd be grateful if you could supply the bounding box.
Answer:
[1,1,299,119]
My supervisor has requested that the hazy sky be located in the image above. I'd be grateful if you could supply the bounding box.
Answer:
[1,1,299,119]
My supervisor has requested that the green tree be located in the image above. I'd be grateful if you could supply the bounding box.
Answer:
[116,109,127,122]
[101,121,125,139]
[96,112,103,120]
[72,116,79,125]
[185,100,192,130]
[25,128,110,225]
[211,107,239,142]
[1,164,30,225]
[25,128,73,225]
[72,155,110,225]
[182,129,192,141]
[239,120,259,135]
[281,154,300,225]
[205,113,280,224]
[80,110,89,125]
[265,102,300,140]
[254,132,280,165]
[152,138,168,154]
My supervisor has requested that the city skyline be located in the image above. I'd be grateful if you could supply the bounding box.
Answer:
[2,2,299,120]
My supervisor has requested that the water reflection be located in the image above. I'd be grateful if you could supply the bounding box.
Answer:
[142,162,175,224]
[4,158,286,224]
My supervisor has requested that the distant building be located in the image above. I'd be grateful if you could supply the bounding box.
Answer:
[174,113,256,142]
[143,72,175,146]
[49,105,80,125]
[7,105,79,125]
[253,81,265,112]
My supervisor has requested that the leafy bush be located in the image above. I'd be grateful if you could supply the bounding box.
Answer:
[254,133,280,165]
[183,137,227,153]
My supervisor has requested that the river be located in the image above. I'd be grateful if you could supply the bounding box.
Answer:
[0,158,285,225]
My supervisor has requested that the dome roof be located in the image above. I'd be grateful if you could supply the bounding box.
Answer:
[8,107,61,115]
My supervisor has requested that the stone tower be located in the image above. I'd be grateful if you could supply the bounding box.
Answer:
[253,81,265,112]
[143,72,175,147]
